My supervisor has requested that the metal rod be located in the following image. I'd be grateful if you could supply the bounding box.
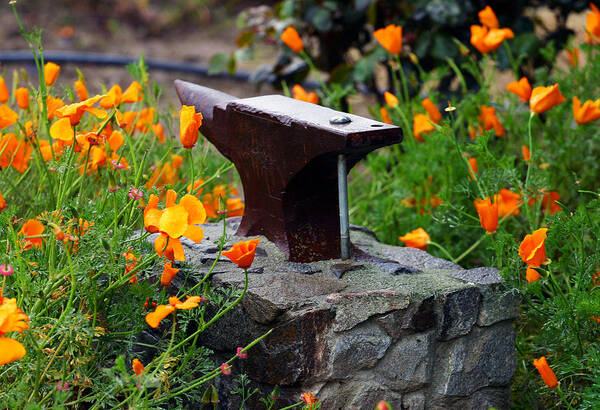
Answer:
[337,154,351,259]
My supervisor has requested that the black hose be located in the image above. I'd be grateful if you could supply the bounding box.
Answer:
[0,49,324,89]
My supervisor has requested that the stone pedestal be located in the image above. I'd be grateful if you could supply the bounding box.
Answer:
[174,219,519,409]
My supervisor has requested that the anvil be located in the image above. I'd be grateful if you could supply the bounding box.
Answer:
[175,80,402,262]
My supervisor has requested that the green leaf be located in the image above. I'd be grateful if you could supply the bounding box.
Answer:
[227,54,237,76]
[208,53,228,75]
[236,30,254,48]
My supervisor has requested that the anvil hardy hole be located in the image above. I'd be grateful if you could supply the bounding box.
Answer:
[371,124,384,127]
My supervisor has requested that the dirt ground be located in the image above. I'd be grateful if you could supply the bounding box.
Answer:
[0,0,285,110]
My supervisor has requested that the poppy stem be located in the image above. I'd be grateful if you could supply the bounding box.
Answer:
[395,55,410,108]
[187,148,195,196]
[524,111,536,228]
[427,241,455,261]
[454,233,487,264]
[556,384,574,410]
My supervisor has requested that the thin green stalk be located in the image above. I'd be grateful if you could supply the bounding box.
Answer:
[454,233,487,264]
[395,55,410,106]
[427,241,455,261]
[181,216,227,297]
[524,111,536,228]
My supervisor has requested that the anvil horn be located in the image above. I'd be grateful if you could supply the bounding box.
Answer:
[175,79,402,262]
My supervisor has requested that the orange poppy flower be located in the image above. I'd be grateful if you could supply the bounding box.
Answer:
[122,81,143,103]
[145,304,176,328]
[533,356,558,388]
[18,219,45,250]
[470,25,514,53]
[572,97,600,124]
[161,262,180,286]
[586,3,600,44]
[11,140,32,173]
[50,118,75,146]
[281,26,303,53]
[478,105,505,137]
[0,78,8,104]
[187,179,205,198]
[421,98,441,124]
[115,110,138,133]
[566,47,580,67]
[384,91,399,108]
[380,107,392,124]
[522,145,531,161]
[152,123,166,144]
[0,337,27,365]
[0,298,30,366]
[0,105,18,129]
[44,62,61,86]
[506,77,532,102]
[74,80,88,101]
[292,85,318,104]
[55,95,106,126]
[374,24,403,55]
[136,107,155,132]
[399,228,430,250]
[15,88,29,109]
[179,105,203,149]
[99,85,123,109]
[168,295,203,310]
[0,133,31,172]
[108,130,124,152]
[497,188,521,217]
[519,228,548,267]
[46,96,65,120]
[526,266,540,283]
[541,191,561,215]
[124,251,139,283]
[132,358,145,376]
[474,197,498,234]
[226,197,245,217]
[0,298,30,334]
[413,113,435,142]
[529,84,565,114]
[222,238,260,269]
[301,392,318,405]
[151,190,207,261]
[468,157,478,179]
[478,6,499,29]
[0,192,6,211]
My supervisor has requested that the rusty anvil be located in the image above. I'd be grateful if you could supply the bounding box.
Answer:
[175,80,402,263]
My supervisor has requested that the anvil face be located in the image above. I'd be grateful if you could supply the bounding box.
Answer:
[175,80,403,262]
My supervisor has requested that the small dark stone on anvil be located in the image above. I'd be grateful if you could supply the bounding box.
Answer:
[276,262,322,275]
[331,263,363,279]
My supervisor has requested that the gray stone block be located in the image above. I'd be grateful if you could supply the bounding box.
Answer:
[377,331,435,392]
[449,267,520,327]
[328,322,391,378]
[317,380,402,410]
[431,322,516,397]
[375,296,435,341]
[435,287,482,341]
[402,391,426,410]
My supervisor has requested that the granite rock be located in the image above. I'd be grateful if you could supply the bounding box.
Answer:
[377,331,435,392]
[327,322,391,378]
[435,287,481,340]
[431,322,516,396]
